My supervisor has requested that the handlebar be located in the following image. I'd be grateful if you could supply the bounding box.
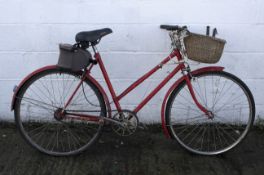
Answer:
[160,25,190,52]
[160,25,188,32]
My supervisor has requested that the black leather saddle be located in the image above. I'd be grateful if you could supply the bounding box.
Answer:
[75,28,113,44]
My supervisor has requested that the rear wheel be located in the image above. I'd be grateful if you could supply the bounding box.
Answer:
[165,71,255,155]
[14,68,106,156]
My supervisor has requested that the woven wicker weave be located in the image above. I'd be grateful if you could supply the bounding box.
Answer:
[184,33,226,63]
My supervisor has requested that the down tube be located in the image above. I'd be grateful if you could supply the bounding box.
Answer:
[134,64,183,113]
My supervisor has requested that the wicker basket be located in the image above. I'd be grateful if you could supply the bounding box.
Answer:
[184,33,226,63]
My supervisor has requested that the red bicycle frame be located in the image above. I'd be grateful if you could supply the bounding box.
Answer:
[63,48,209,120]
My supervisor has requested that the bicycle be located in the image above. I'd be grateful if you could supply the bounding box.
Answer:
[11,25,255,156]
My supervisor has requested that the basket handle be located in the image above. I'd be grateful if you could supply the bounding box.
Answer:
[212,28,218,37]
[206,26,210,36]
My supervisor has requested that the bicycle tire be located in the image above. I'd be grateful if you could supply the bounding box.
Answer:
[165,71,255,155]
[14,67,106,156]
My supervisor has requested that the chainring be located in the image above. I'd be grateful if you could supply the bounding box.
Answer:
[111,110,139,136]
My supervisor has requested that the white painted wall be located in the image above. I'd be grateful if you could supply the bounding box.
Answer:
[0,0,263,122]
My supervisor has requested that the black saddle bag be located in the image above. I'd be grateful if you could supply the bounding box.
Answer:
[57,44,92,71]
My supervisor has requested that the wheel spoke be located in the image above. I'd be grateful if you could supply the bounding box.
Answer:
[167,71,254,155]
[15,69,105,156]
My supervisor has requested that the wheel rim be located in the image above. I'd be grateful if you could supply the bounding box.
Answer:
[168,72,254,155]
[15,69,105,155]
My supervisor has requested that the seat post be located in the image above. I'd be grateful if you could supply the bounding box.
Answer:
[91,45,99,54]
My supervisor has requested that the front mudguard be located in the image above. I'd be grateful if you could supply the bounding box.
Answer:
[161,66,224,138]
[11,65,112,117]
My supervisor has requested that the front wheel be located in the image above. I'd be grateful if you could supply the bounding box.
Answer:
[14,68,107,156]
[165,71,255,155]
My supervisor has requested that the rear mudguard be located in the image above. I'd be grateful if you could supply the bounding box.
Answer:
[11,65,112,117]
[161,66,224,138]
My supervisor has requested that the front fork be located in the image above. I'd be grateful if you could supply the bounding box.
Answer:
[182,64,213,119]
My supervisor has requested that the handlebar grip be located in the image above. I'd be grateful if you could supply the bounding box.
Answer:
[160,25,180,31]
[206,26,210,36]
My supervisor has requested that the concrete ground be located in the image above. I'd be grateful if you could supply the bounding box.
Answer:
[0,123,263,175]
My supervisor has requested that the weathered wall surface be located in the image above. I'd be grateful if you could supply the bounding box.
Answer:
[0,0,263,122]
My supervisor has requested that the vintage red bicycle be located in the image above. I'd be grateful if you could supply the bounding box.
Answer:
[11,25,255,156]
